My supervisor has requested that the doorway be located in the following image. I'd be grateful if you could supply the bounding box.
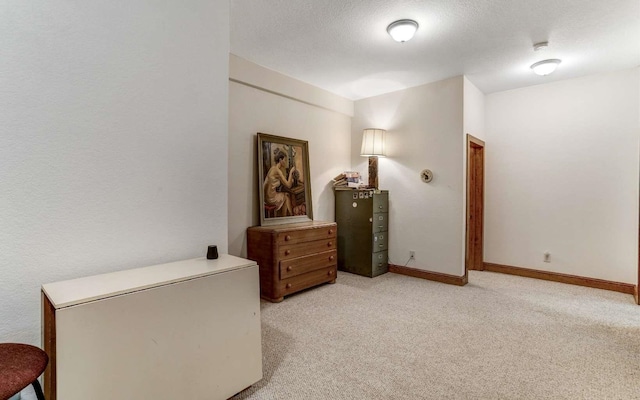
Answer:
[466,134,485,273]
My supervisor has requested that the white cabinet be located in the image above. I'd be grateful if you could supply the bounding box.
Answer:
[42,255,262,400]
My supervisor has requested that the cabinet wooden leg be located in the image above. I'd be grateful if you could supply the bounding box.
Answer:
[260,295,284,303]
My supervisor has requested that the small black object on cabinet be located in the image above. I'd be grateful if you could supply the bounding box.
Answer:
[207,245,219,260]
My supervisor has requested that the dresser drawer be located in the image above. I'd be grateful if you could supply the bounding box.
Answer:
[280,266,336,296]
[280,250,337,279]
[278,238,336,260]
[276,225,336,245]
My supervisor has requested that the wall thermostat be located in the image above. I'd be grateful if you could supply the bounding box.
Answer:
[420,169,433,183]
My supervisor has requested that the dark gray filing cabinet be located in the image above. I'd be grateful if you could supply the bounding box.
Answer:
[335,189,389,277]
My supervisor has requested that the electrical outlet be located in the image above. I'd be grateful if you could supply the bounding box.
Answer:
[409,251,415,260]
[544,252,550,263]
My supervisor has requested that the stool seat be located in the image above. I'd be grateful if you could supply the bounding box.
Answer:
[0,343,48,400]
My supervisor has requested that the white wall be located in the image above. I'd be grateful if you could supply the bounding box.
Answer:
[0,0,230,345]
[462,77,486,271]
[228,56,353,257]
[485,68,640,283]
[463,77,486,141]
[352,76,465,276]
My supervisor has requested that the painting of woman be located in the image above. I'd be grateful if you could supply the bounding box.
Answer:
[263,150,296,216]
[257,133,313,226]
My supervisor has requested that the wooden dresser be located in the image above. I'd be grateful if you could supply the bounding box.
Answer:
[247,221,337,302]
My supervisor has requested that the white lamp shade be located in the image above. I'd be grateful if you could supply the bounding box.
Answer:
[360,129,386,157]
[387,20,418,42]
[530,59,561,76]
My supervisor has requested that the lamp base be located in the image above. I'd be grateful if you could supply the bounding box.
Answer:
[368,156,378,190]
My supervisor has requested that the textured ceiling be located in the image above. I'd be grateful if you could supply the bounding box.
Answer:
[230,0,640,100]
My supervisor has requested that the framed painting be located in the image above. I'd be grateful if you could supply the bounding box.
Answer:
[257,133,313,226]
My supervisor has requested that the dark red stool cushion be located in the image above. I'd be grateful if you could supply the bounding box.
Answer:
[0,343,48,400]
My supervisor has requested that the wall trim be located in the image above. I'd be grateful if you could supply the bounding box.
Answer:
[229,54,354,117]
[389,264,468,286]
[229,78,348,116]
[483,263,635,295]
[634,285,638,305]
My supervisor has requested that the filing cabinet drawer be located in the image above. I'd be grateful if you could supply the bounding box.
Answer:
[372,213,388,233]
[373,232,388,251]
[373,192,389,213]
[371,251,388,277]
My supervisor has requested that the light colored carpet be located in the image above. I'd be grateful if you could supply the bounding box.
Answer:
[232,270,640,400]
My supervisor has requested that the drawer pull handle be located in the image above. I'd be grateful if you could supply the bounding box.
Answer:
[328,229,334,234]
[285,250,291,256]
[287,266,293,271]
[285,235,291,241]
[379,205,383,209]
[286,283,292,289]
[378,225,384,228]
[328,270,333,276]
[379,244,384,247]
[329,255,335,261]
[378,263,383,267]
[327,241,333,247]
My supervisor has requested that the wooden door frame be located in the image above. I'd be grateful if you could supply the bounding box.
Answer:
[465,134,485,276]
[636,195,639,304]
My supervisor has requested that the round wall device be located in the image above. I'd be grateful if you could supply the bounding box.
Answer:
[420,169,433,183]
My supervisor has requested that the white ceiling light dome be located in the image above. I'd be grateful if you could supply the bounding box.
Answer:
[387,19,419,42]
[530,59,562,76]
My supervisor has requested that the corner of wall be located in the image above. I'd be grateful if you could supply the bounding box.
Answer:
[352,77,467,277]
[227,61,353,257]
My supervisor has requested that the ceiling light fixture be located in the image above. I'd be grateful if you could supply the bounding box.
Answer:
[530,59,562,76]
[387,19,418,43]
[533,41,549,51]
[530,42,561,76]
